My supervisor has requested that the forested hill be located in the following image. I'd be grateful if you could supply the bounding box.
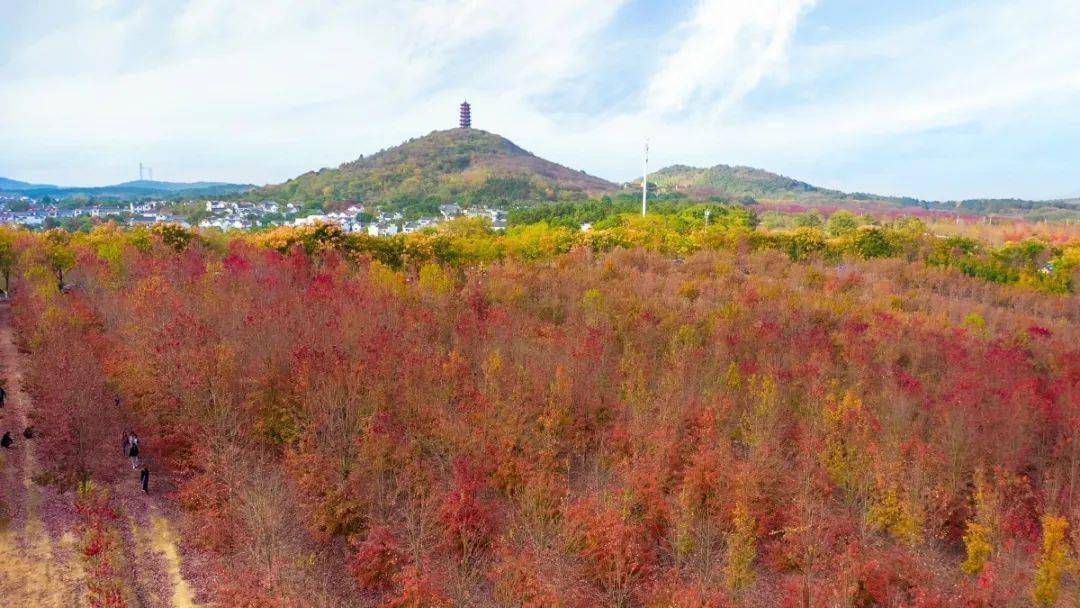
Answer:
[643,163,842,199]
[257,128,617,206]
[0,176,57,191]
[639,163,1080,220]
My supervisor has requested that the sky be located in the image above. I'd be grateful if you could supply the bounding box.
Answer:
[1,0,1079,201]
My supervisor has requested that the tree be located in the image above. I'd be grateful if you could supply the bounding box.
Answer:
[827,210,859,236]
[0,227,17,294]
[27,318,121,492]
[794,211,824,228]
[1032,515,1071,606]
[853,227,893,258]
[43,229,76,291]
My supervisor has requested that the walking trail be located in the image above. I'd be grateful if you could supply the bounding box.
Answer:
[0,302,203,607]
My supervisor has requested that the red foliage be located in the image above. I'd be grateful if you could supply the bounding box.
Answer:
[16,235,1079,606]
[176,473,236,552]
[216,569,300,608]
[565,495,658,600]
[379,565,452,608]
[439,457,498,558]
[74,489,129,608]
[350,526,407,592]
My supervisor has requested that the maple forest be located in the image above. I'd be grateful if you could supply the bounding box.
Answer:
[2,211,1078,608]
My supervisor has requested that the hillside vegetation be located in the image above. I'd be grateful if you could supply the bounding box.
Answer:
[258,129,616,209]
[640,164,1080,221]
[644,164,839,200]
[0,176,57,191]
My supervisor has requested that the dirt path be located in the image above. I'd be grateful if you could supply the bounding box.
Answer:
[111,466,203,608]
[0,302,86,606]
[0,302,204,608]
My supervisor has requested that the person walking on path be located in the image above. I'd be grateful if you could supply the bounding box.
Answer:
[22,426,33,439]
[128,434,140,469]
[1,430,12,448]
[140,467,150,494]
[0,384,6,408]
[125,430,139,456]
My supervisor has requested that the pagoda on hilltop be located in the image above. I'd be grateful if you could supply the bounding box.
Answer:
[459,100,471,128]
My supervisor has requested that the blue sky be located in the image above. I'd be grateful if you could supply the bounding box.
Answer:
[1,0,1078,200]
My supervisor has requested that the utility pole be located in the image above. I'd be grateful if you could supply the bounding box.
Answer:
[642,140,649,216]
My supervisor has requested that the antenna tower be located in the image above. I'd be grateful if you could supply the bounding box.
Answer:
[641,140,649,216]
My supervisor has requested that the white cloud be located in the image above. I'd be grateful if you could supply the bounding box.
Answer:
[1,0,1079,199]
[645,0,816,116]
[0,1,626,184]
[770,0,1080,144]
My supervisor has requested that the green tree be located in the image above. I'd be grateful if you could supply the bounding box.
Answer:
[793,212,824,228]
[787,227,827,261]
[826,210,859,236]
[43,229,76,291]
[0,227,17,294]
[854,227,893,258]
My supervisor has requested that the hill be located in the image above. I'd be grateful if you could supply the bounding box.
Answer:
[642,163,842,199]
[9,180,254,200]
[638,163,1080,220]
[0,176,58,191]
[111,179,247,193]
[258,128,617,207]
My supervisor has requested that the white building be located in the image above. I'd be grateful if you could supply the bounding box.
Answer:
[293,214,329,226]
[367,222,399,237]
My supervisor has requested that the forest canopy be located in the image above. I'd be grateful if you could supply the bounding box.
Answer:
[5,214,1078,607]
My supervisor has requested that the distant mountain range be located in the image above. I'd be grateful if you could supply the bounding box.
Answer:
[0,177,254,199]
[256,128,615,206]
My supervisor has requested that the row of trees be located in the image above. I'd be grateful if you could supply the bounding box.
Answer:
[248,214,1079,293]
[8,201,1078,294]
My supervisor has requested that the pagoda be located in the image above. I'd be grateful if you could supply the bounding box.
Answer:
[459,101,471,128]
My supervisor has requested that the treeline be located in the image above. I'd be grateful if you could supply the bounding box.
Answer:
[7,205,1077,295]
[10,223,1078,606]
[506,195,757,230]
[252,209,1077,293]
[2,205,1077,296]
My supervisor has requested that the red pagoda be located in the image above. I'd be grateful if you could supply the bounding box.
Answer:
[459,101,471,128]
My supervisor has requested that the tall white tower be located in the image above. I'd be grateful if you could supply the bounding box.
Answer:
[641,140,649,216]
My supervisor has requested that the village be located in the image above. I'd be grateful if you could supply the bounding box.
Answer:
[0,192,509,234]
